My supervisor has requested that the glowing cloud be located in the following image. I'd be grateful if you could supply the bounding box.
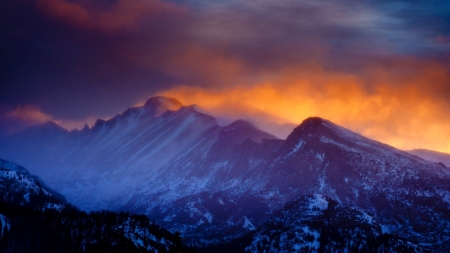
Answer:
[6,105,53,124]
[161,59,450,153]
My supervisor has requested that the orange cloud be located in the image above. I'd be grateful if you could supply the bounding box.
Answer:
[7,105,53,124]
[5,105,104,133]
[160,59,450,153]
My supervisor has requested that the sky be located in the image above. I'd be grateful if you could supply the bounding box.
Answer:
[1,0,450,152]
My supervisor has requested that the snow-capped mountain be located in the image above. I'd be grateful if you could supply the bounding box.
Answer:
[1,97,450,251]
[0,158,191,252]
[0,158,65,208]
[257,117,450,250]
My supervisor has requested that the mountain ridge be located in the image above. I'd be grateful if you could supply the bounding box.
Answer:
[407,148,450,167]
[0,158,191,252]
[1,97,450,250]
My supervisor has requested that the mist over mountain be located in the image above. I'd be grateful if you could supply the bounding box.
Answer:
[406,149,450,167]
[1,96,450,251]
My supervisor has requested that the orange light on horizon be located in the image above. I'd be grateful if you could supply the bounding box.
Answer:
[160,62,450,154]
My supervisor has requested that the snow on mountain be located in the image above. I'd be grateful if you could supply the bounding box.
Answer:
[0,159,29,175]
[0,214,10,238]
[0,159,65,208]
[407,149,450,167]
[260,117,450,250]
[0,158,188,252]
[0,98,222,210]
[1,99,450,250]
[246,194,427,253]
[0,97,274,227]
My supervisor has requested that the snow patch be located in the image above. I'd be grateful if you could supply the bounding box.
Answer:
[163,214,176,222]
[0,214,10,234]
[354,209,373,224]
[43,203,65,211]
[308,194,328,210]
[315,153,325,162]
[380,224,390,234]
[442,192,450,206]
[353,188,359,198]
[23,193,30,202]
[204,211,213,223]
[287,141,305,157]
[242,216,256,231]
[300,226,321,250]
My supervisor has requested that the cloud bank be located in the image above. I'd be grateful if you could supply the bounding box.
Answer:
[1,0,449,151]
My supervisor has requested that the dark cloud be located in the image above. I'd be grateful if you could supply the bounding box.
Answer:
[1,0,449,132]
[0,0,190,119]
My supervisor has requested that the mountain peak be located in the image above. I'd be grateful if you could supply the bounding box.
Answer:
[286,116,371,147]
[299,116,327,128]
[42,120,63,128]
[144,96,182,110]
[286,117,330,139]
[223,119,278,144]
[27,121,68,135]
[0,158,29,175]
[224,119,256,129]
[143,96,183,118]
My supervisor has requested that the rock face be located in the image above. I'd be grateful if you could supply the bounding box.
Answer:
[1,97,450,251]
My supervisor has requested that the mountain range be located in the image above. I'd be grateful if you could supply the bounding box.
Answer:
[1,96,450,251]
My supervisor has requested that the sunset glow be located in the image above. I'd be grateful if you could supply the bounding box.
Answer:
[162,60,450,153]
[1,0,449,153]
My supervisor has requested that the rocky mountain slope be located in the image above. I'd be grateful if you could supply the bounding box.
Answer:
[0,158,66,208]
[1,97,450,251]
[246,194,427,252]
[0,159,192,252]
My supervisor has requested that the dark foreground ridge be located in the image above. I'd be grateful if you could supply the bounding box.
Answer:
[0,159,195,253]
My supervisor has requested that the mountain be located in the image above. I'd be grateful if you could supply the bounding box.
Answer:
[0,158,192,252]
[0,97,279,214]
[257,117,450,250]
[246,194,426,252]
[199,195,429,253]
[223,119,278,144]
[1,97,450,251]
[0,158,66,209]
[142,96,183,117]
[0,97,220,210]
[407,149,450,167]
